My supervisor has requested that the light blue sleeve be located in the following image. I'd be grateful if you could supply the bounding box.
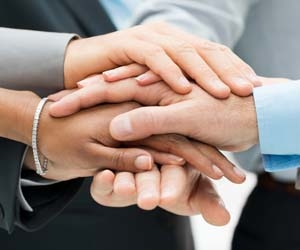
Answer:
[253,80,300,171]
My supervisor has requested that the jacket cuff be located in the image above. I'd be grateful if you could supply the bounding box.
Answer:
[0,28,78,96]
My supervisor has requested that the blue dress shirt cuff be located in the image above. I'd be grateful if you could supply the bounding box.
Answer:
[254,81,300,154]
[253,80,300,171]
[262,154,300,172]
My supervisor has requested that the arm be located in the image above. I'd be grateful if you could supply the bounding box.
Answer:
[134,2,300,172]
[133,0,258,47]
[101,0,261,98]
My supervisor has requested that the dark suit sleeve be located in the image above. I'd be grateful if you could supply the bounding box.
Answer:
[0,138,83,233]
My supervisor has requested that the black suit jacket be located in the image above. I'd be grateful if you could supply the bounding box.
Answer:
[0,1,194,249]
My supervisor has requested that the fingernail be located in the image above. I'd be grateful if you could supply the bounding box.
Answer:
[166,154,185,164]
[111,116,133,138]
[77,75,100,87]
[233,167,246,179]
[136,74,147,82]
[178,76,191,88]
[212,165,224,177]
[103,69,114,76]
[135,155,152,170]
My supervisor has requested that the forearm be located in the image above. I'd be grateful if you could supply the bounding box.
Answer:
[0,88,39,145]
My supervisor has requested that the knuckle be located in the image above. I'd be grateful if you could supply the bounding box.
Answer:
[239,63,255,74]
[199,40,218,50]
[111,150,126,171]
[193,66,218,83]
[165,134,187,152]
[217,44,231,53]
[200,40,231,53]
[145,109,161,131]
[148,45,165,56]
[174,41,196,56]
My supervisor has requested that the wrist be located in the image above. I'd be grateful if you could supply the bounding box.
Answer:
[239,95,259,147]
[0,89,40,145]
[64,36,115,89]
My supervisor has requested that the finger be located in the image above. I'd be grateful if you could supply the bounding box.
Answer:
[193,174,230,226]
[115,40,192,94]
[136,70,162,85]
[77,74,104,88]
[103,63,148,82]
[198,43,254,96]
[142,33,230,98]
[227,51,262,87]
[49,79,135,117]
[110,104,189,141]
[148,23,260,94]
[91,170,137,207]
[133,146,185,166]
[132,135,224,180]
[136,165,160,210]
[114,172,136,197]
[90,169,115,205]
[49,77,161,118]
[192,142,246,184]
[91,144,154,172]
[163,39,231,98]
[160,165,187,207]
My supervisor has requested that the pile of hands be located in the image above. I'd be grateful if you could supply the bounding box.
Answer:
[23,22,284,226]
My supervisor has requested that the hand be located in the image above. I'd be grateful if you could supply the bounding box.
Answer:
[90,164,231,226]
[25,102,158,180]
[64,22,260,96]
[49,76,258,152]
[27,98,245,182]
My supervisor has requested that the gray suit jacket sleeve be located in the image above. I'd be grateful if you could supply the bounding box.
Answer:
[0,28,77,96]
[0,28,83,233]
[133,0,258,47]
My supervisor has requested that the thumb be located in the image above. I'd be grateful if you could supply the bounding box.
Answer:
[110,105,187,141]
[99,146,154,172]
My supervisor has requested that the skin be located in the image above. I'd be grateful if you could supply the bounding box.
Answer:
[47,76,288,226]
[64,22,260,96]
[23,98,241,181]
[90,164,231,226]
[49,76,259,152]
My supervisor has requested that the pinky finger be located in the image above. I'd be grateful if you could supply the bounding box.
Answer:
[103,63,148,82]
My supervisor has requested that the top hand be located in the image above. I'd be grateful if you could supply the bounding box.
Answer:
[64,22,260,97]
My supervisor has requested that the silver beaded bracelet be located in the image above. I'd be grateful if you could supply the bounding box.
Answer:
[32,97,49,176]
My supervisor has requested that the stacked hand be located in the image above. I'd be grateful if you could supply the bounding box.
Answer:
[45,74,258,226]
[21,22,267,227]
